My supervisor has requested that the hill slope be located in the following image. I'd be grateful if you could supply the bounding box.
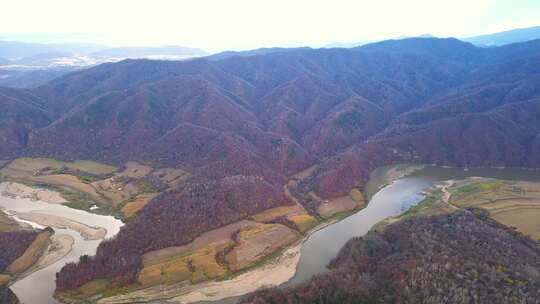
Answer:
[1,37,540,296]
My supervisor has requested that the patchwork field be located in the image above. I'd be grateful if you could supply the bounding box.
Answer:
[69,219,303,301]
[250,206,303,222]
[491,207,540,240]
[0,158,190,220]
[121,201,319,298]
[316,188,366,219]
[120,193,159,219]
[5,158,117,176]
[139,243,230,287]
[448,179,540,241]
[139,220,301,288]
[287,214,318,233]
[225,223,298,272]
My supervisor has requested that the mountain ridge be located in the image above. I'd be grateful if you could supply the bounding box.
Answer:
[2,37,540,295]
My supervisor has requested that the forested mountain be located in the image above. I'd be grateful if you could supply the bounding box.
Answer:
[1,37,540,293]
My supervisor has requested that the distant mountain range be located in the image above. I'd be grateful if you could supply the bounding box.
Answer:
[324,26,540,49]
[0,41,207,62]
[1,26,538,89]
[0,42,208,88]
[463,25,540,46]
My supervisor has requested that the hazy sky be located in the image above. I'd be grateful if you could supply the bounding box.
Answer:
[2,0,539,52]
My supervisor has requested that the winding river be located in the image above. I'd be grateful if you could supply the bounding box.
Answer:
[0,193,123,304]
[284,165,540,286]
[3,166,540,304]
